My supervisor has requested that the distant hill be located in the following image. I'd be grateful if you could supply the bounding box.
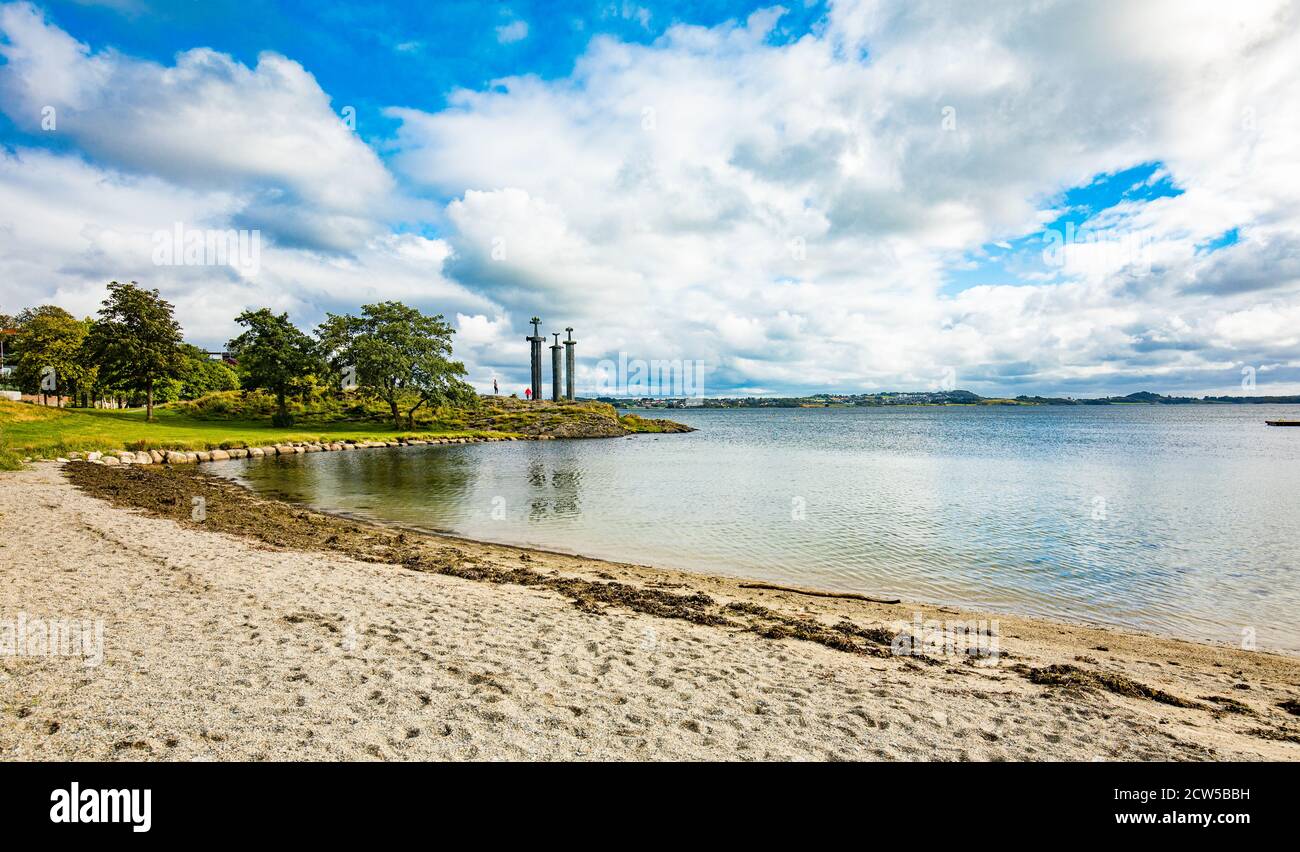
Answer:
[617,390,1300,409]
[1017,391,1300,406]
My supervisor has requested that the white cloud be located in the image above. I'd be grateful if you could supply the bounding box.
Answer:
[0,1,394,251]
[385,0,1300,395]
[0,147,488,349]
[496,20,529,44]
[4,1,1300,396]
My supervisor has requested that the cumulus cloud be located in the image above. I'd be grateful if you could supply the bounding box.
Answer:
[0,2,482,370]
[385,0,1300,395]
[3,0,1300,396]
[0,1,394,251]
[1184,234,1300,296]
[0,147,487,348]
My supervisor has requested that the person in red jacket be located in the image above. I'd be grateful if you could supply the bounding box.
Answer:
[525,387,532,400]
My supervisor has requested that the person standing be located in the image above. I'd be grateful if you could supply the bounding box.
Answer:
[493,377,499,395]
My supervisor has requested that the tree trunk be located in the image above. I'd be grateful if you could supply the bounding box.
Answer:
[407,398,427,430]
[389,398,401,429]
[276,389,288,419]
[146,379,154,421]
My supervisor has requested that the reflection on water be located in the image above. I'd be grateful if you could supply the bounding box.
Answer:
[218,405,1300,652]
[526,456,582,520]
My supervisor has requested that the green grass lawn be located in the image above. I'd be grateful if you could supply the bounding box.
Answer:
[0,392,688,469]
[0,399,507,463]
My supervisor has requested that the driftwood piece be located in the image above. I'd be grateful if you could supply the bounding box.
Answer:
[738,582,901,605]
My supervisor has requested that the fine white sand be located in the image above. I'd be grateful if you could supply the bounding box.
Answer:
[2,462,1297,761]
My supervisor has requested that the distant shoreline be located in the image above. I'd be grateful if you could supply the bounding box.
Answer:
[615,396,1300,410]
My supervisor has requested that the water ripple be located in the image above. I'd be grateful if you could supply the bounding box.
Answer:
[219,405,1300,652]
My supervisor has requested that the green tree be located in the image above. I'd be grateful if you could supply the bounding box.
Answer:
[84,281,184,421]
[179,344,239,399]
[316,301,472,429]
[227,309,320,426]
[155,344,240,403]
[10,306,94,406]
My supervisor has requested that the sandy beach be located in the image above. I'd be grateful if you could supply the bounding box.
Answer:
[2,460,1298,761]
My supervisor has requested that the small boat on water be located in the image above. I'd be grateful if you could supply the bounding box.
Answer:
[1265,420,1300,426]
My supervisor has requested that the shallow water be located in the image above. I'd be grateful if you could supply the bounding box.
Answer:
[218,405,1300,651]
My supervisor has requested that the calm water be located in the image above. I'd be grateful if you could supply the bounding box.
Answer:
[217,406,1300,651]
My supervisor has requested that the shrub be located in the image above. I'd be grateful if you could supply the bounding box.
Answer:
[0,444,23,470]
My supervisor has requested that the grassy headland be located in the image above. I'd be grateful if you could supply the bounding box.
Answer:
[0,393,690,461]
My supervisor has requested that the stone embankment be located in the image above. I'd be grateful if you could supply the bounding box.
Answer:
[57,434,546,466]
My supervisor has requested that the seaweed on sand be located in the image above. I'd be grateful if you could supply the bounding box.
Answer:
[724,602,898,657]
[1027,664,1203,709]
[402,547,733,626]
[64,462,914,656]
[1241,727,1300,744]
[1198,695,1255,715]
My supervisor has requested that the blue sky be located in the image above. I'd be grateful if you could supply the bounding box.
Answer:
[1,0,1298,397]
[3,1,828,162]
[942,162,1188,295]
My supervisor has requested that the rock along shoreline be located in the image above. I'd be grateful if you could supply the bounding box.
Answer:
[58,434,555,467]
